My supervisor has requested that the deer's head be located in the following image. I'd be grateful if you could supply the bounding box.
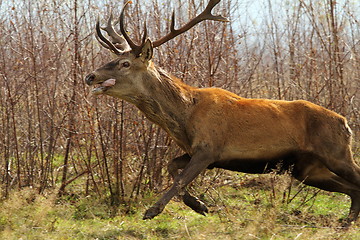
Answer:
[85,0,228,100]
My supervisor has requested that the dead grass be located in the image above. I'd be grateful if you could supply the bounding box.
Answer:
[0,174,359,239]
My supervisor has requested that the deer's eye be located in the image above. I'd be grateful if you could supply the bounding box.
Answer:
[122,61,130,68]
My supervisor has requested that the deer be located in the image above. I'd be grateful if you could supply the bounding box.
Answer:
[85,0,360,226]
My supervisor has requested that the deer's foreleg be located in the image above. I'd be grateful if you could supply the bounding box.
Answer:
[143,150,213,220]
[167,154,209,215]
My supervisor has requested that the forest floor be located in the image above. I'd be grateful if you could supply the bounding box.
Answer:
[1,173,359,240]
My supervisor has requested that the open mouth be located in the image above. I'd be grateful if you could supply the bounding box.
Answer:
[92,78,116,95]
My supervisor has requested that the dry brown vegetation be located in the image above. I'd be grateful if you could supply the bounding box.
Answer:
[0,0,359,218]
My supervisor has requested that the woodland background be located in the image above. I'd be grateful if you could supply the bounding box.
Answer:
[0,0,359,207]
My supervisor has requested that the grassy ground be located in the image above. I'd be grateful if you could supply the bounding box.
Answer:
[1,174,359,239]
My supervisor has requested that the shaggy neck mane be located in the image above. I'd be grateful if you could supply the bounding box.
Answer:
[156,67,194,105]
[133,64,194,150]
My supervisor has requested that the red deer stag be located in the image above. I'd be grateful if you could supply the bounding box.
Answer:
[85,0,360,226]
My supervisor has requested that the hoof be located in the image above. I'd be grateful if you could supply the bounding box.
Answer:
[340,219,354,229]
[183,194,209,216]
[143,206,161,220]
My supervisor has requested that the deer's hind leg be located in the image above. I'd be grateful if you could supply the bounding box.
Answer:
[168,154,209,215]
[320,146,360,189]
[294,156,360,226]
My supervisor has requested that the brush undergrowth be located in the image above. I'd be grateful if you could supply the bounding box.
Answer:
[0,173,359,240]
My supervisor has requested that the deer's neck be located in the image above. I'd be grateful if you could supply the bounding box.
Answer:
[131,66,195,150]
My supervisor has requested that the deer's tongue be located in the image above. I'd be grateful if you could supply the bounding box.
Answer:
[92,79,116,95]
[101,78,116,87]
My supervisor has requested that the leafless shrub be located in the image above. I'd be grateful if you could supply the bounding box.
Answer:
[0,0,359,204]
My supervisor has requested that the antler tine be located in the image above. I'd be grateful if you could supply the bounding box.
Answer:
[152,0,229,48]
[95,33,112,50]
[170,11,176,32]
[119,1,140,51]
[95,19,122,55]
[141,21,148,45]
[101,13,130,51]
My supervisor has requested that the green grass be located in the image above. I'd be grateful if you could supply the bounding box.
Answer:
[1,174,359,239]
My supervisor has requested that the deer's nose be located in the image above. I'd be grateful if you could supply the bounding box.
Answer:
[85,73,95,85]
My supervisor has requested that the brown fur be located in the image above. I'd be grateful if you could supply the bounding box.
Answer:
[86,54,360,226]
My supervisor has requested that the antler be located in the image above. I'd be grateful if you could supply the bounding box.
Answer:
[96,0,228,55]
[101,13,130,51]
[119,1,148,56]
[96,21,117,54]
[152,0,229,47]
[95,9,132,54]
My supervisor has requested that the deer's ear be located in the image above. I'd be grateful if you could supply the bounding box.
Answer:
[138,39,153,62]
